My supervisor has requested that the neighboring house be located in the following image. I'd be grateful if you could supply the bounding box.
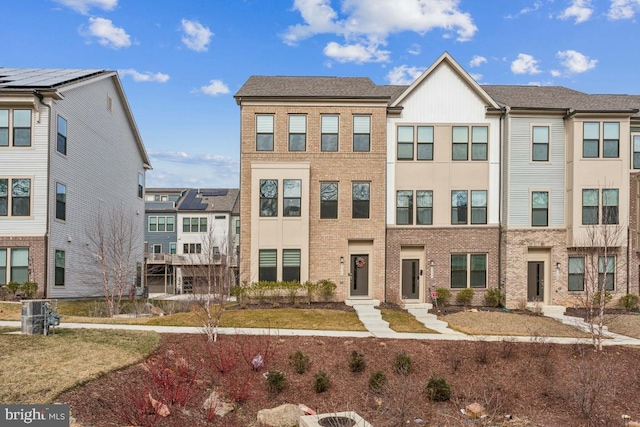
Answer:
[0,67,151,298]
[236,52,640,309]
[235,77,392,301]
[144,188,240,294]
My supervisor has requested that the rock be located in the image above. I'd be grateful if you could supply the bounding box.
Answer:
[379,342,387,347]
[465,402,486,419]
[316,340,325,346]
[257,403,304,427]
[148,393,170,417]
[628,422,640,427]
[203,390,234,417]
[299,403,316,415]
[343,340,353,346]
[251,354,264,370]
[151,305,165,316]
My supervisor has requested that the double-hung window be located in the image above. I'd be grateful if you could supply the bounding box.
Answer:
[603,123,619,158]
[283,179,301,217]
[0,249,5,285]
[451,253,487,289]
[352,182,370,219]
[451,190,468,224]
[452,127,468,160]
[568,256,584,291]
[321,115,338,151]
[397,126,414,160]
[0,178,31,217]
[582,189,599,225]
[256,115,274,151]
[416,190,433,225]
[55,250,65,286]
[0,109,32,147]
[598,256,615,291]
[532,126,549,161]
[10,248,29,283]
[602,189,619,224]
[57,116,67,155]
[282,249,301,282]
[470,190,487,224]
[320,182,338,219]
[288,115,306,151]
[582,189,618,225]
[583,122,620,158]
[182,217,207,232]
[138,173,144,199]
[260,179,278,217]
[183,243,202,254]
[396,190,413,225]
[259,249,277,282]
[417,126,434,160]
[353,116,370,152]
[583,122,600,158]
[634,135,640,169]
[471,126,488,160]
[531,191,548,227]
[56,183,66,221]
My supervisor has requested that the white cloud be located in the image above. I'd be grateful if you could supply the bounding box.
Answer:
[505,1,542,18]
[558,0,593,23]
[198,80,230,96]
[283,0,477,64]
[146,150,239,188]
[608,0,640,19]
[53,0,117,14]
[550,69,562,77]
[511,53,541,75]
[86,17,131,49]
[323,41,389,63]
[181,19,213,52]
[469,55,487,67]
[556,50,597,73]
[407,44,421,55]
[470,73,483,82]
[119,69,169,83]
[386,65,426,85]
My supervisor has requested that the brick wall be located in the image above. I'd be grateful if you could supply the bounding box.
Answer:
[0,236,46,296]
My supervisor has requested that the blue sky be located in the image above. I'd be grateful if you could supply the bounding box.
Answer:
[2,0,640,189]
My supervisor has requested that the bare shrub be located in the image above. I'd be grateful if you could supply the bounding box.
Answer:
[499,337,516,359]
[569,349,617,422]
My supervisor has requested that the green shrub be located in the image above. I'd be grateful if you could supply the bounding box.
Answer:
[368,370,387,394]
[317,279,337,302]
[484,287,505,308]
[620,294,640,311]
[435,288,452,306]
[6,281,21,296]
[425,374,451,402]
[593,290,612,307]
[283,281,302,304]
[289,351,310,374]
[304,281,317,303]
[393,351,413,376]
[230,285,248,304]
[349,350,366,373]
[21,282,38,299]
[313,370,331,393]
[456,288,474,306]
[265,370,287,393]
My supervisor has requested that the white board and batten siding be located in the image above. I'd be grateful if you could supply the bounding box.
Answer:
[386,62,501,225]
[48,75,147,298]
[506,116,566,227]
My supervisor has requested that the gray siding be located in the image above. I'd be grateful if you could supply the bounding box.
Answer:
[145,212,177,254]
[507,117,565,227]
[48,76,146,298]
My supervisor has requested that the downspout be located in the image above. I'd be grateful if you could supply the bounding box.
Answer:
[498,107,507,301]
[627,226,630,295]
[35,91,52,298]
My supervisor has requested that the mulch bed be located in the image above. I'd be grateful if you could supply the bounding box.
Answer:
[58,332,640,427]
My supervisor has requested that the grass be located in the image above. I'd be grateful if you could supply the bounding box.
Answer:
[604,313,640,338]
[0,328,159,404]
[380,308,438,333]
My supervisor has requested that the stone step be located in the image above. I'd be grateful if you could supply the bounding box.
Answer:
[402,302,433,311]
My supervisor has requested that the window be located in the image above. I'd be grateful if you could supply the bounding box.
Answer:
[0,179,6,216]
[602,189,619,224]
[288,115,306,151]
[353,116,370,152]
[55,250,65,286]
[417,126,434,160]
[451,190,468,224]
[282,249,301,282]
[598,256,615,291]
[532,126,549,161]
[0,110,7,146]
[634,135,640,169]
[320,182,338,219]
[582,189,599,225]
[451,253,487,289]
[166,217,174,232]
[235,219,240,235]
[396,190,413,225]
[157,217,166,232]
[57,116,67,155]
[452,126,468,160]
[583,122,599,158]
[471,126,488,160]
[149,217,157,232]
[283,179,301,217]
[321,115,339,151]
[352,182,370,219]
[169,242,177,254]
[260,179,278,217]
[568,256,584,291]
[0,109,30,147]
[603,122,619,158]
[531,191,548,227]
[397,126,414,160]
[256,115,274,151]
[138,173,144,199]
[471,190,487,224]
[0,249,5,285]
[56,183,66,221]
[153,244,162,254]
[182,217,207,232]
[183,243,202,254]
[416,190,433,225]
[11,179,31,216]
[10,248,29,283]
[259,249,277,282]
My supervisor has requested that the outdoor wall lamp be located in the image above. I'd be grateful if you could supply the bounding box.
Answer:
[340,256,344,264]
[340,256,344,276]
[555,262,561,279]
[429,260,435,279]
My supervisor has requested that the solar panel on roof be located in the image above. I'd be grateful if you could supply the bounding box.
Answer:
[200,189,227,197]
[178,190,207,210]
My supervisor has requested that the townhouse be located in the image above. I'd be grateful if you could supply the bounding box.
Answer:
[0,67,150,298]
[236,52,640,308]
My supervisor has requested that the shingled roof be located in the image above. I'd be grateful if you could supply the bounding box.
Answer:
[177,188,239,213]
[0,67,107,89]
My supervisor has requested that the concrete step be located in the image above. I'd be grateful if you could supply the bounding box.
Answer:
[402,302,433,311]
[345,299,380,307]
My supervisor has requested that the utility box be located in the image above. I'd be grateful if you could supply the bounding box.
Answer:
[21,299,53,335]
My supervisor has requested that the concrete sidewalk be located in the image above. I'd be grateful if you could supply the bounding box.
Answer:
[2,319,639,346]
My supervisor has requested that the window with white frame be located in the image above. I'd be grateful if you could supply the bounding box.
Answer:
[396,190,413,225]
[582,188,618,225]
[169,242,177,254]
[451,253,487,289]
[182,217,207,232]
[256,115,274,151]
[532,126,549,161]
[321,115,339,152]
[0,248,29,284]
[471,126,488,160]
[634,135,640,169]
[353,116,370,152]
[149,216,175,232]
[56,183,66,221]
[471,190,487,224]
[283,179,301,217]
[531,191,548,227]
[0,178,31,217]
[416,190,433,225]
[452,126,468,161]
[260,179,278,217]
[582,189,599,224]
[417,126,434,160]
[397,126,414,160]
[602,189,619,224]
[583,122,620,158]
[451,190,468,224]
[288,115,306,151]
[0,109,32,147]
[598,256,615,291]
[55,250,65,286]
[282,249,301,282]
[259,249,277,282]
[57,115,67,155]
[568,256,584,291]
[0,249,5,285]
[183,243,202,254]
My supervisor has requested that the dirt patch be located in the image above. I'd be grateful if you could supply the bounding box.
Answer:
[58,333,640,427]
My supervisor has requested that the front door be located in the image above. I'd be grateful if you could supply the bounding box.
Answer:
[527,261,544,301]
[401,259,420,299]
[350,255,369,297]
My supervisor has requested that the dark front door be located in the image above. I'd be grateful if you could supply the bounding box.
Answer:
[401,259,420,299]
[527,261,544,301]
[350,255,369,297]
